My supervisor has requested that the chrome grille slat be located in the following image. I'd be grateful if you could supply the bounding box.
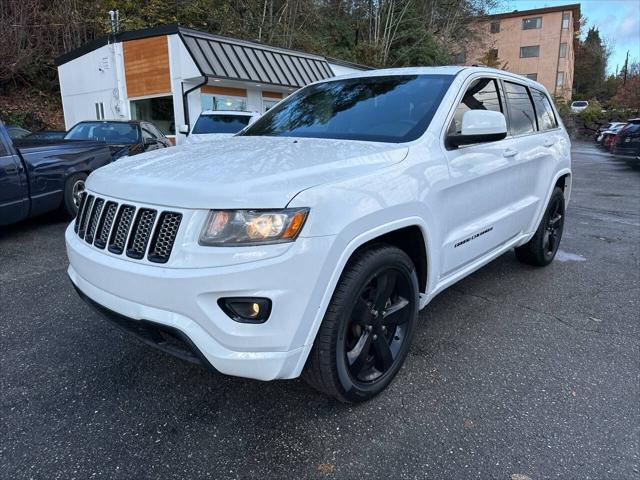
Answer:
[148,212,182,264]
[108,205,136,255]
[77,195,94,239]
[126,209,157,259]
[76,195,181,263]
[85,198,104,244]
[94,201,118,249]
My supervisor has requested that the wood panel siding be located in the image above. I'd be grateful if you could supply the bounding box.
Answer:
[261,91,283,99]
[123,36,171,98]
[200,86,247,97]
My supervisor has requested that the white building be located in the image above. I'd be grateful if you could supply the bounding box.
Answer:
[56,24,367,144]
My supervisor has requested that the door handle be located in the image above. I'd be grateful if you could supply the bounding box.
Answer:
[503,148,518,158]
[5,165,18,175]
[543,139,555,147]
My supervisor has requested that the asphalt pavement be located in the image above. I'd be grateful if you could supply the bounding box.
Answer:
[1,143,639,479]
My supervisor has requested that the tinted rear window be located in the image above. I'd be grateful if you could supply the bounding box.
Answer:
[531,90,558,130]
[242,74,454,143]
[65,122,140,145]
[192,115,252,134]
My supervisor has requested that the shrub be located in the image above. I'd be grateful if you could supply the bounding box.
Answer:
[577,99,603,123]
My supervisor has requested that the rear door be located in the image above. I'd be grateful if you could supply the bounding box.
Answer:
[0,128,29,225]
[503,82,563,235]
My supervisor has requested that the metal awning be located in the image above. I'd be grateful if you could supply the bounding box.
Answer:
[179,28,334,88]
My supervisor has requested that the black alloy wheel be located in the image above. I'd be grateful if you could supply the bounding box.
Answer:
[303,245,419,403]
[515,186,566,266]
[345,268,413,383]
[543,194,564,258]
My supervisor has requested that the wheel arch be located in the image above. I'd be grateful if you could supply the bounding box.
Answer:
[521,168,572,242]
[291,217,433,378]
[349,225,429,295]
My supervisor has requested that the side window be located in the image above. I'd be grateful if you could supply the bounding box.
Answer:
[141,127,155,140]
[531,90,558,130]
[504,81,536,136]
[0,136,7,156]
[448,78,502,135]
[149,124,165,138]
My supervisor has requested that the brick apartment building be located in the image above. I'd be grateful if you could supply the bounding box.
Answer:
[462,3,580,100]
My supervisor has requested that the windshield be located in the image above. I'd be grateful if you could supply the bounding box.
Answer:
[241,74,454,143]
[65,122,140,145]
[192,114,252,134]
[573,101,587,107]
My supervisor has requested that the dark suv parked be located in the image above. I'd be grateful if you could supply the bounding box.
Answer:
[613,118,640,159]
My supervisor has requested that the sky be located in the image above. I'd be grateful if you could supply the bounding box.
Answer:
[496,0,640,74]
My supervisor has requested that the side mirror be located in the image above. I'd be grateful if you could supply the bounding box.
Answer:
[143,137,157,146]
[447,110,507,148]
[178,124,190,134]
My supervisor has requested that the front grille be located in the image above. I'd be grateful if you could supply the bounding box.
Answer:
[74,193,88,233]
[94,202,118,249]
[74,194,182,263]
[77,195,94,238]
[85,198,104,244]
[148,212,183,264]
[108,205,135,254]
[126,209,157,259]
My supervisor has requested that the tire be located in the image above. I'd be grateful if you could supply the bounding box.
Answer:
[515,187,565,266]
[62,173,87,218]
[303,245,419,403]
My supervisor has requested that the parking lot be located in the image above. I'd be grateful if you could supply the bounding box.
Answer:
[1,142,638,479]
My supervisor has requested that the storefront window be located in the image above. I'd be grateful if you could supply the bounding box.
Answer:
[263,99,279,112]
[130,96,175,135]
[201,94,247,112]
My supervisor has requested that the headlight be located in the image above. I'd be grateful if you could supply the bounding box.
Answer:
[199,208,309,246]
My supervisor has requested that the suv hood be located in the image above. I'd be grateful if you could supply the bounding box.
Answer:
[87,136,408,209]
[185,133,235,144]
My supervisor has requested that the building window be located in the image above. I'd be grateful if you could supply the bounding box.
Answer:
[262,99,279,112]
[525,73,538,81]
[453,51,467,64]
[556,71,565,87]
[520,46,540,58]
[562,12,570,30]
[200,94,246,112]
[95,102,105,120]
[490,21,500,33]
[559,43,567,58]
[130,96,175,135]
[522,17,542,30]
[262,91,283,113]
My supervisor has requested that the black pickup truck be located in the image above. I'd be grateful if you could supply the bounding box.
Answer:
[0,121,113,226]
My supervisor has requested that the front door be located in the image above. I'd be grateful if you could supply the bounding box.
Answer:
[0,137,29,225]
[440,76,535,277]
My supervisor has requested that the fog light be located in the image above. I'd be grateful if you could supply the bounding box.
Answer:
[218,297,272,323]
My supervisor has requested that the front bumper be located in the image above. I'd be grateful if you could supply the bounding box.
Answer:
[66,224,336,381]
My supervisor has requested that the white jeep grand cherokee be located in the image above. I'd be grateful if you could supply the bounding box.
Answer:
[67,67,571,402]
